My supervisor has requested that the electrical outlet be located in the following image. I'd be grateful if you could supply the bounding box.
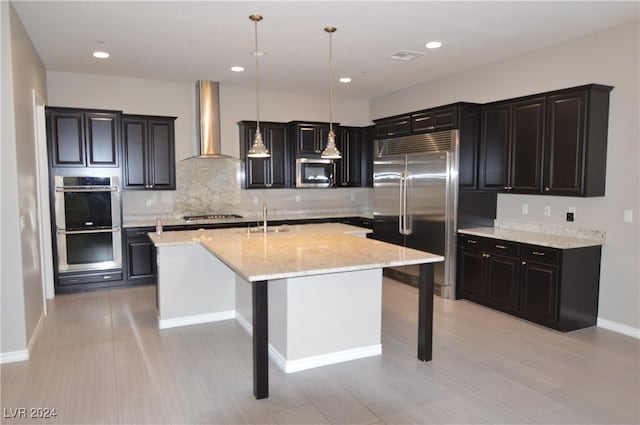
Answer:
[566,212,574,222]
[522,204,529,215]
[544,206,551,217]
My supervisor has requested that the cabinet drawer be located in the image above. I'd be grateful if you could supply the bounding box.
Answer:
[58,271,123,286]
[459,235,488,250]
[125,227,154,239]
[485,239,519,257]
[521,245,560,264]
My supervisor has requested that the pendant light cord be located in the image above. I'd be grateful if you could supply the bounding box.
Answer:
[329,30,333,134]
[254,18,261,135]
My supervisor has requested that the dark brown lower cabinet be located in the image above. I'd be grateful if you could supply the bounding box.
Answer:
[519,260,558,326]
[457,234,601,332]
[486,254,520,314]
[124,227,156,285]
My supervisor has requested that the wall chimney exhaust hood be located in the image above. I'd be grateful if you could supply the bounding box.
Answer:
[186,80,238,160]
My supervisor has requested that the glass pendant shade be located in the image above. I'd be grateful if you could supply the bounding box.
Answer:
[247,128,270,158]
[321,26,341,159]
[321,130,341,159]
[247,14,270,159]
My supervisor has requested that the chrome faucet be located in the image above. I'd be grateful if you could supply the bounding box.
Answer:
[262,202,268,234]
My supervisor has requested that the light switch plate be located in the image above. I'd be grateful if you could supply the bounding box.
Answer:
[624,210,633,223]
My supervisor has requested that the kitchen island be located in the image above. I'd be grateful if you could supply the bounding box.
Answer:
[148,223,443,399]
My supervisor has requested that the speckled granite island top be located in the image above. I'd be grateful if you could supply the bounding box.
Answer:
[458,227,604,249]
[148,223,443,282]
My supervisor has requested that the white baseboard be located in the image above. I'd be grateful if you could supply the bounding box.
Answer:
[28,312,46,353]
[158,310,235,329]
[234,315,382,372]
[235,313,252,335]
[275,344,382,374]
[1,350,29,364]
[597,318,640,339]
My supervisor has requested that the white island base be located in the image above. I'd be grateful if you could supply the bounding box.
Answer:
[157,243,382,374]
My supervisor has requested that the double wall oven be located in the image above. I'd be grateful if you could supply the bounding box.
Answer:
[54,176,122,285]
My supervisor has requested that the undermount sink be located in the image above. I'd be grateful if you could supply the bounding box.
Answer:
[245,226,289,234]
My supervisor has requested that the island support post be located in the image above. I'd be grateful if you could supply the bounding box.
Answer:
[250,263,435,400]
[417,263,434,361]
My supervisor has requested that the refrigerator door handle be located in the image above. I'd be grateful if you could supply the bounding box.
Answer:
[398,172,405,235]
[404,172,411,235]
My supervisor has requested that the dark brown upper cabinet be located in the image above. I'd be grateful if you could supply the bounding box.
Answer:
[289,121,334,156]
[411,106,457,134]
[335,126,363,187]
[374,115,411,138]
[239,121,291,189]
[47,107,120,168]
[479,98,546,193]
[122,115,176,190]
[480,84,612,196]
[543,86,611,196]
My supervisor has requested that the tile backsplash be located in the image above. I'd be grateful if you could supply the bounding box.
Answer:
[123,158,372,220]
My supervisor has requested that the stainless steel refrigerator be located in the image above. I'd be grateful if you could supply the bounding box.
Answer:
[372,130,485,299]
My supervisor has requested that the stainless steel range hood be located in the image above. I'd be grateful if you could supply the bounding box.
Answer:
[188,80,238,160]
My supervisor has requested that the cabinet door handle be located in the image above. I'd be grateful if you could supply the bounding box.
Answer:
[495,244,507,249]
[483,253,490,258]
[427,125,435,130]
[414,116,429,122]
[466,239,478,244]
[136,231,147,235]
[545,187,550,191]
[522,261,527,265]
[532,251,545,256]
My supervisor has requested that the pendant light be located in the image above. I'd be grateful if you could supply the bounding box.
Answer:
[321,26,341,159]
[247,14,270,158]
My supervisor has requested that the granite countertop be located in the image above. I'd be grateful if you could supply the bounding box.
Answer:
[148,223,442,282]
[458,227,604,249]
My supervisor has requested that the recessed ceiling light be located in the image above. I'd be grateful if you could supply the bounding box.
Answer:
[339,77,351,83]
[231,66,245,72]
[425,41,442,49]
[93,51,110,59]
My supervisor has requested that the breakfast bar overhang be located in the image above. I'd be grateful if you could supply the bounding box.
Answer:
[149,224,443,400]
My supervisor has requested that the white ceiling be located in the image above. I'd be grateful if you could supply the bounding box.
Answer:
[12,1,639,99]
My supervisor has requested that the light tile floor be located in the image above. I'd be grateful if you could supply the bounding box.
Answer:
[1,279,638,424]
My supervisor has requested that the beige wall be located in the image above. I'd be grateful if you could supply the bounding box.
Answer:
[1,2,47,357]
[46,72,196,160]
[371,22,640,331]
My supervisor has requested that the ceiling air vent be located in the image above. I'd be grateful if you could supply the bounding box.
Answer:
[387,50,424,61]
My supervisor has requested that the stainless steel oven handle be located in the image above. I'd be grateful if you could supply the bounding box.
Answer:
[57,226,121,235]
[55,186,119,193]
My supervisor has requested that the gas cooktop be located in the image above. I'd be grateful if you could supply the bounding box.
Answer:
[183,214,243,221]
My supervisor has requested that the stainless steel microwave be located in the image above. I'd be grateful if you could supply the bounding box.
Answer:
[296,158,335,188]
